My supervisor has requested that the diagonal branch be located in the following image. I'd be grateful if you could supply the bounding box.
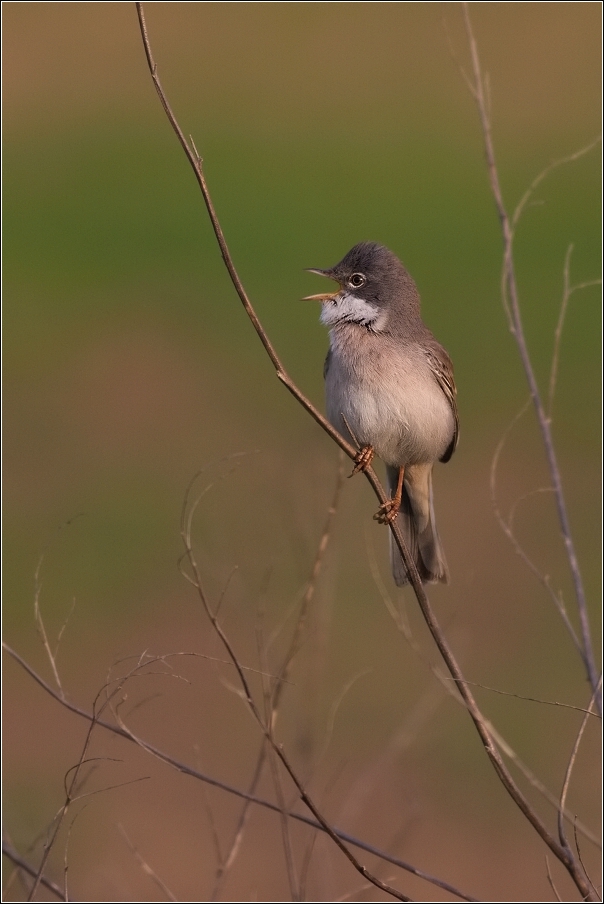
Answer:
[2,841,67,903]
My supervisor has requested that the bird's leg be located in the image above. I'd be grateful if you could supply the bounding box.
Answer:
[374,466,405,524]
[349,444,375,477]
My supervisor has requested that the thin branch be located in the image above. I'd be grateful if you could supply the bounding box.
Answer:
[558,680,602,853]
[512,143,601,231]
[462,1,601,719]
[194,749,225,880]
[545,856,565,903]
[549,244,601,416]
[299,829,319,903]
[442,678,601,719]
[573,822,601,900]
[34,556,64,698]
[490,400,583,655]
[135,3,359,467]
[4,641,476,902]
[110,647,288,684]
[210,742,265,900]
[118,824,178,902]
[32,515,85,699]
[2,841,67,902]
[25,695,98,900]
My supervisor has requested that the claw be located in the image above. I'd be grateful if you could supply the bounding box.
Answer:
[373,465,405,525]
[349,444,374,477]
[373,498,401,524]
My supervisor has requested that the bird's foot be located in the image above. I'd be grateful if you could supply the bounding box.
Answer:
[349,444,375,477]
[374,466,405,524]
[373,497,401,524]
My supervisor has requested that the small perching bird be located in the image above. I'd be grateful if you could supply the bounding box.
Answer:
[305,242,458,585]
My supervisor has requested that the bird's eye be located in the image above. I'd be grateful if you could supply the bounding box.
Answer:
[349,273,366,289]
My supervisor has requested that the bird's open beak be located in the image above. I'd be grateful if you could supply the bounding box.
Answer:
[302,292,340,301]
[302,268,341,302]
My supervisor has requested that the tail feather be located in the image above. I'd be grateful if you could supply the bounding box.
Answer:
[387,464,448,586]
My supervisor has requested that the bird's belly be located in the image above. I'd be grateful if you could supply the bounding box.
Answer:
[325,350,453,466]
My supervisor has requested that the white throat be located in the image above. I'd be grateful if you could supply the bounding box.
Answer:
[320,291,387,330]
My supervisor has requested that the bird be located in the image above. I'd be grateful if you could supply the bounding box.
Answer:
[304,241,458,585]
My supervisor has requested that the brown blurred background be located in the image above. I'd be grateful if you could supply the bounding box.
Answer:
[3,3,601,901]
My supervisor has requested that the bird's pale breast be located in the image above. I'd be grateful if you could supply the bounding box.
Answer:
[325,325,454,467]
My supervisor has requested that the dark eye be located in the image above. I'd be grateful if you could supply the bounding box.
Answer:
[349,273,366,289]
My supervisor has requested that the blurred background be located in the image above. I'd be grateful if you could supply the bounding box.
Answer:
[3,3,601,901]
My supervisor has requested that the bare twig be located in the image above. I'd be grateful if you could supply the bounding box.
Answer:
[2,841,67,902]
[34,557,64,698]
[25,699,97,900]
[490,401,584,655]
[545,856,565,903]
[210,743,265,899]
[549,244,601,416]
[573,822,601,900]
[4,641,476,902]
[135,4,598,896]
[299,829,319,903]
[62,807,87,904]
[462,2,601,718]
[558,681,602,853]
[442,678,601,719]
[118,823,178,902]
[194,748,225,880]
[33,516,85,699]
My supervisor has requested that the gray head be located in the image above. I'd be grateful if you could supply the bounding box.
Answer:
[304,242,421,332]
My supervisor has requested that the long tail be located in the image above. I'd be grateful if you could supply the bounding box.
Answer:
[387,464,448,586]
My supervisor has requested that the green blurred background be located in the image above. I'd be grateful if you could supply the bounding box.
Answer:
[4,3,601,901]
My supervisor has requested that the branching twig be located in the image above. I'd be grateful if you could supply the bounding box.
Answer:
[178,478,411,901]
[462,2,601,718]
[25,696,98,900]
[4,641,476,902]
[549,244,601,416]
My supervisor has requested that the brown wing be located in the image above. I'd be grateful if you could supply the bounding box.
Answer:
[424,344,459,463]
